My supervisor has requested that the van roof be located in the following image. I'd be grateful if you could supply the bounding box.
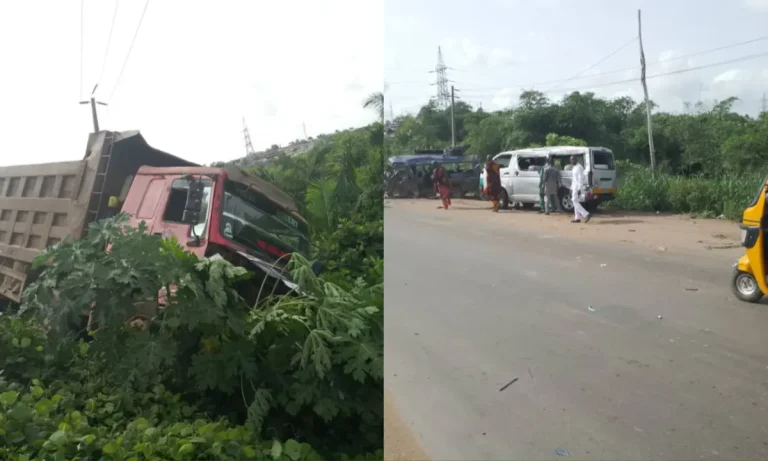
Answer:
[495,146,613,158]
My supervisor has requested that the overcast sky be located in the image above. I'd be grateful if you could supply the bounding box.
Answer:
[0,0,383,166]
[385,0,768,118]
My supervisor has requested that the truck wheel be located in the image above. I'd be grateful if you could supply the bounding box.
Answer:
[500,190,510,210]
[731,271,763,303]
[559,189,574,212]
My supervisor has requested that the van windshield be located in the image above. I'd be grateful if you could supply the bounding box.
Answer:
[219,180,310,257]
[592,150,615,170]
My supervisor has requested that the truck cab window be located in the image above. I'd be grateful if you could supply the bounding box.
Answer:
[163,178,212,236]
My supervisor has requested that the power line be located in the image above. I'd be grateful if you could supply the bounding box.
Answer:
[390,34,768,92]
[98,0,120,85]
[79,0,84,100]
[548,36,638,92]
[460,50,768,98]
[460,49,768,95]
[107,0,151,102]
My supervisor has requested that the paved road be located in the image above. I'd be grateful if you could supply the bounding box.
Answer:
[385,203,768,460]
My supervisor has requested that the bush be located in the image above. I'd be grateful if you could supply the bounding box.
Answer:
[2,213,383,460]
[608,160,763,219]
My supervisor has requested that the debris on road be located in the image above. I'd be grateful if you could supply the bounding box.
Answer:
[628,229,636,232]
[657,246,667,252]
[600,263,607,267]
[555,448,569,456]
[657,315,663,319]
[685,287,699,292]
[528,366,534,379]
[499,378,519,392]
[588,306,596,312]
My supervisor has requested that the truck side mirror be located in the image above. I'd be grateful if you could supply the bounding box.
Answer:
[311,260,325,276]
[182,179,205,225]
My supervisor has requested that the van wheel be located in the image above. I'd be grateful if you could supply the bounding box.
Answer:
[500,190,510,210]
[559,189,574,212]
[731,271,763,303]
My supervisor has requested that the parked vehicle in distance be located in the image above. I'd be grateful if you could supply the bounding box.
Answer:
[0,130,317,311]
[478,146,617,212]
[386,154,480,198]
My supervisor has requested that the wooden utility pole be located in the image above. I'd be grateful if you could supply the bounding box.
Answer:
[80,84,108,133]
[450,85,456,147]
[638,10,656,173]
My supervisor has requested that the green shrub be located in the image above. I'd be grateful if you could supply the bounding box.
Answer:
[609,161,763,219]
[3,213,383,460]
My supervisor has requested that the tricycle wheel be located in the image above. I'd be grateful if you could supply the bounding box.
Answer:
[731,271,763,303]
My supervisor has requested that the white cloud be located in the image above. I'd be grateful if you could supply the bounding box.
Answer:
[491,88,517,109]
[443,38,520,69]
[744,0,768,12]
[0,0,383,166]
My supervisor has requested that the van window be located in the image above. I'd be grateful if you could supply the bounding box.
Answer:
[517,155,546,172]
[495,155,512,168]
[592,150,615,170]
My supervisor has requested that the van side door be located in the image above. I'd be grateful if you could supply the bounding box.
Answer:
[512,154,541,202]
[495,154,513,194]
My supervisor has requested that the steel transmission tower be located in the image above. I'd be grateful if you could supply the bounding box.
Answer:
[242,117,255,156]
[433,47,450,109]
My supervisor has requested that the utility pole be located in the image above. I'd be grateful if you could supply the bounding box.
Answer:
[450,85,456,147]
[638,10,656,174]
[79,84,107,133]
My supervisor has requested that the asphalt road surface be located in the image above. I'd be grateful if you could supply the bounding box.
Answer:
[385,202,768,460]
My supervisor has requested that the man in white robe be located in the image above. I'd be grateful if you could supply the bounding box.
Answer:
[569,155,591,223]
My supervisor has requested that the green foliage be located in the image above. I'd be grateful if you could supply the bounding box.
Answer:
[247,121,384,285]
[5,213,383,460]
[390,90,768,178]
[608,161,762,219]
[545,133,587,147]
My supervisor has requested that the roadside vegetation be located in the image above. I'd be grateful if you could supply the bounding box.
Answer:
[389,90,768,218]
[0,103,384,459]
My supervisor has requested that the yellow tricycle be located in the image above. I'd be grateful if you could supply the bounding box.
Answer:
[732,177,768,303]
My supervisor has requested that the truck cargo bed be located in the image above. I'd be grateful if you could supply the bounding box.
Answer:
[0,131,196,303]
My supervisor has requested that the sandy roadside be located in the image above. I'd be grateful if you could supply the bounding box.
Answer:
[384,391,430,461]
[389,198,743,259]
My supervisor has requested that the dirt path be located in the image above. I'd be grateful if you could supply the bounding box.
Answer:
[389,198,743,259]
[384,391,430,461]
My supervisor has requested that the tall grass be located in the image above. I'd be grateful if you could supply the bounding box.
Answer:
[608,160,764,219]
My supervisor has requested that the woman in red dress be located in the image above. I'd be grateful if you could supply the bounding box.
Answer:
[431,161,452,209]
[484,155,502,212]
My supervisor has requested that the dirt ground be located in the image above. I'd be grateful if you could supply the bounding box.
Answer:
[389,198,743,258]
[384,391,430,461]
[382,198,746,459]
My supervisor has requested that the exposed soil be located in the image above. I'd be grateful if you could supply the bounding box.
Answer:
[389,198,743,259]
[384,391,430,461]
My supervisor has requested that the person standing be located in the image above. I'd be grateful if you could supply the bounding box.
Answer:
[484,155,502,212]
[541,156,561,215]
[432,161,452,210]
[569,155,591,223]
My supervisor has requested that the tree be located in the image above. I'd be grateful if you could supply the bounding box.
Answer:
[363,92,384,124]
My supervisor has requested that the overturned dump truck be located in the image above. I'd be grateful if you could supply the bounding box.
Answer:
[0,130,316,309]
